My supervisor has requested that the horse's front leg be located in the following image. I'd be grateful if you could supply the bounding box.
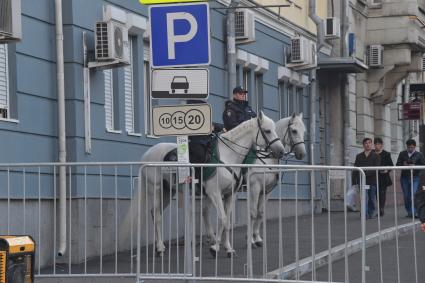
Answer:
[249,180,261,248]
[222,192,237,257]
[201,196,215,244]
[152,187,166,255]
[253,191,269,247]
[205,189,227,257]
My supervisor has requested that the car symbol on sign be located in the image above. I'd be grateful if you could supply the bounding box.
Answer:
[171,76,189,94]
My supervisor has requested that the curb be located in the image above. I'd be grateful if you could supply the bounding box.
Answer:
[267,221,420,280]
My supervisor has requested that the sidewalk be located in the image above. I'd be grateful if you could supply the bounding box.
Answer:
[36,205,421,282]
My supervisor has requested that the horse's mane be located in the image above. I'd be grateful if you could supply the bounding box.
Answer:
[221,118,255,141]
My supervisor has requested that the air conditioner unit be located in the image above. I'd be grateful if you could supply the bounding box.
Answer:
[367,44,384,68]
[235,9,255,43]
[290,37,308,64]
[288,37,317,70]
[325,17,340,39]
[0,0,22,42]
[95,20,130,65]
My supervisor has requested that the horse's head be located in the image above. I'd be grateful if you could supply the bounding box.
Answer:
[281,113,306,160]
[255,111,285,159]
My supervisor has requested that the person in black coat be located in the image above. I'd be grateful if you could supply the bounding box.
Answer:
[414,187,425,232]
[222,86,256,131]
[352,138,381,219]
[396,139,425,217]
[373,137,394,217]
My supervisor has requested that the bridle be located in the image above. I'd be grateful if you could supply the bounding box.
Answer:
[218,117,281,157]
[256,118,281,153]
[282,117,305,155]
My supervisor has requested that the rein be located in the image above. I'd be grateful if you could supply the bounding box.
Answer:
[218,118,279,158]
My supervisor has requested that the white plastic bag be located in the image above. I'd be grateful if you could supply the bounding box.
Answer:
[346,184,360,210]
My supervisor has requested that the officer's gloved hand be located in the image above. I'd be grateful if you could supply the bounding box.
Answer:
[213,123,224,133]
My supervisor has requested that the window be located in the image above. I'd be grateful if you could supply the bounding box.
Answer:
[104,69,115,131]
[0,44,9,119]
[143,43,157,137]
[124,36,140,134]
[288,84,295,115]
[243,68,250,92]
[278,82,289,118]
[254,74,263,113]
[296,87,304,114]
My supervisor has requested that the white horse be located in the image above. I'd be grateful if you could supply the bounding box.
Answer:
[248,113,306,247]
[120,112,285,256]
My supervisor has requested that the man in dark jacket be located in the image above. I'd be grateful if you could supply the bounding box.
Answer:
[223,86,257,131]
[373,137,394,217]
[414,187,425,232]
[353,138,381,219]
[396,139,425,217]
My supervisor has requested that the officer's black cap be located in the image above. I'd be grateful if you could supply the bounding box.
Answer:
[232,86,248,94]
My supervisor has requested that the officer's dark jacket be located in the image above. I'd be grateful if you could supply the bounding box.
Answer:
[414,189,425,223]
[223,100,257,131]
[396,150,425,177]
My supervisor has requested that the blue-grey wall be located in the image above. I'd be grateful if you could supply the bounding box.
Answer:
[0,0,322,200]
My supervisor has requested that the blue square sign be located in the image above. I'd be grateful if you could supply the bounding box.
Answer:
[149,3,210,68]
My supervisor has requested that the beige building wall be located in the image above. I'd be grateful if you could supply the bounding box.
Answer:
[254,0,327,33]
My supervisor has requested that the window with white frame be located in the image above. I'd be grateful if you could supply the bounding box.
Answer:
[124,36,139,134]
[143,43,157,136]
[278,82,289,118]
[288,84,295,115]
[296,87,304,114]
[254,74,263,113]
[0,44,9,119]
[104,69,115,131]
[242,68,250,93]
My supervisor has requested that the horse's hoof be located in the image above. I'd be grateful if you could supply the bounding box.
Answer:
[209,248,218,258]
[255,241,263,247]
[251,243,258,249]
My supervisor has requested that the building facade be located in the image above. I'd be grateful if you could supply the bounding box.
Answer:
[0,0,328,265]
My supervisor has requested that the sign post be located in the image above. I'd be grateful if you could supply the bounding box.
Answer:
[149,2,211,186]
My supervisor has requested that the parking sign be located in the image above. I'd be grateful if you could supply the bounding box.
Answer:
[149,3,210,67]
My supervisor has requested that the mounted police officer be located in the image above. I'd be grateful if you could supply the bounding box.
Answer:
[223,86,257,131]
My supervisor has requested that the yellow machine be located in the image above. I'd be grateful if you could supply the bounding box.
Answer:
[0,236,35,283]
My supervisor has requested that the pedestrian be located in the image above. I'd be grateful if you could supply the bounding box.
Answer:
[352,138,381,219]
[222,86,256,131]
[373,137,394,217]
[396,139,425,218]
[414,187,425,232]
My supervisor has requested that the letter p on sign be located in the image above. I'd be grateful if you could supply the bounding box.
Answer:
[149,3,210,68]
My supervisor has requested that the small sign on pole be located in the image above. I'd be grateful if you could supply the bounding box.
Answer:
[152,104,212,136]
[151,68,209,99]
[177,136,190,183]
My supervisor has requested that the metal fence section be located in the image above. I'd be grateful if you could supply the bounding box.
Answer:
[1,162,423,283]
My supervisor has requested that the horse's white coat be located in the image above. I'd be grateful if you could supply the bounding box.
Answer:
[119,112,285,255]
[248,113,306,247]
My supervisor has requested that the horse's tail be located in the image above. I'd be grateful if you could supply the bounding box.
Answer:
[118,169,148,251]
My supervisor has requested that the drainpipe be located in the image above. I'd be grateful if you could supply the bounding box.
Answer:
[308,1,324,279]
[227,0,241,99]
[341,0,350,168]
[308,0,324,196]
[55,0,67,257]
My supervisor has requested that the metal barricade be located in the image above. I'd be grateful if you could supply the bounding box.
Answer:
[9,162,425,283]
[135,163,367,283]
